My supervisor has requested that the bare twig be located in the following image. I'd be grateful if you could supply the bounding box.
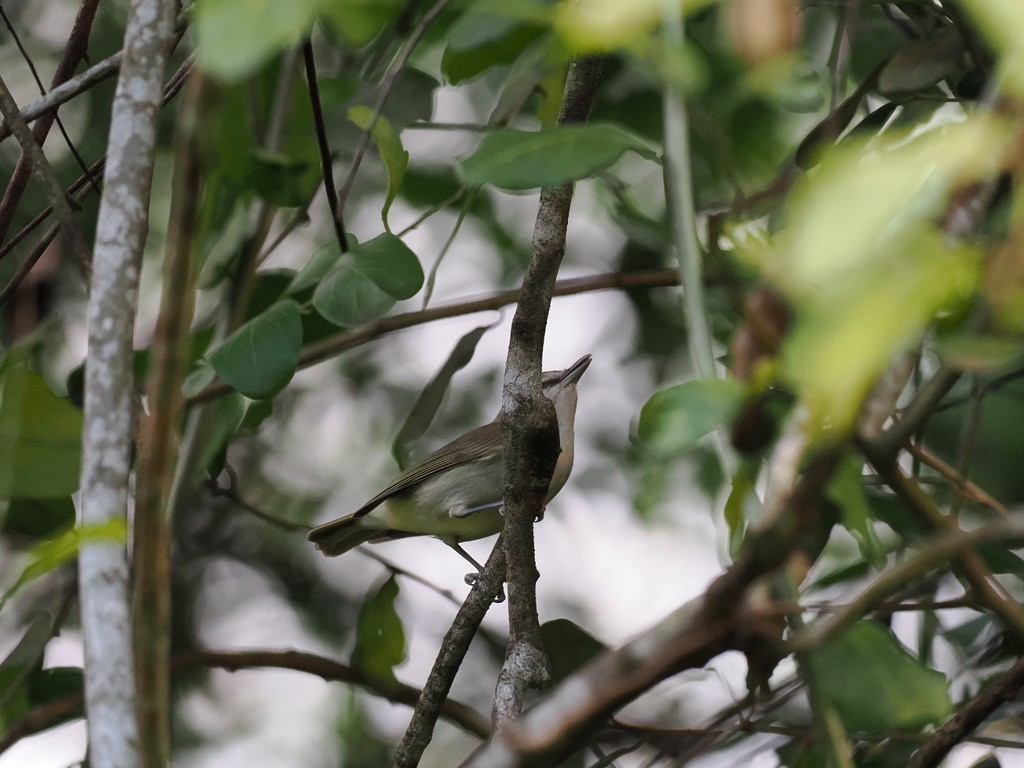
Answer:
[394,537,507,768]
[907,442,1008,515]
[191,269,680,404]
[334,0,449,215]
[0,0,101,243]
[0,73,91,274]
[495,55,604,729]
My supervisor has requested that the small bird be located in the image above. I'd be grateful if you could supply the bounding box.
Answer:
[307,354,591,568]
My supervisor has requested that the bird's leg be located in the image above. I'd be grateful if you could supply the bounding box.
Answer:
[448,543,505,603]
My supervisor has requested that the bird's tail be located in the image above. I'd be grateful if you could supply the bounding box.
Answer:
[307,513,380,557]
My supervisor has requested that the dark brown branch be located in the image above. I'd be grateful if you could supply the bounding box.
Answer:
[0,648,491,757]
[191,268,680,404]
[394,537,507,767]
[495,55,604,728]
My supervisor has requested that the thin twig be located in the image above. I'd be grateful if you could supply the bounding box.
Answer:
[334,0,450,216]
[907,442,1007,515]
[190,269,682,403]
[301,40,348,253]
[0,73,91,274]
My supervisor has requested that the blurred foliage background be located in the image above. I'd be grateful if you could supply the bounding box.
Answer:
[3,0,1024,766]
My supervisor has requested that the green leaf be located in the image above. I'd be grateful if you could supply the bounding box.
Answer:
[350,576,405,681]
[321,0,403,46]
[313,260,396,327]
[827,456,884,569]
[0,366,82,498]
[348,107,409,231]
[959,0,1024,95]
[637,378,745,457]
[759,120,1007,432]
[723,463,757,555]
[1,521,126,611]
[351,234,424,300]
[1,496,75,539]
[458,124,652,190]
[392,322,495,469]
[540,619,609,684]
[195,0,320,81]
[208,300,303,400]
[288,241,348,295]
[806,621,951,733]
[442,21,546,85]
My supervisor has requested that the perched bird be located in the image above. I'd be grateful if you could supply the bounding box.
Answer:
[307,354,591,567]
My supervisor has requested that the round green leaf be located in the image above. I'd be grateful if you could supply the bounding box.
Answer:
[312,261,396,327]
[637,378,745,457]
[458,124,653,190]
[351,234,424,300]
[208,300,302,400]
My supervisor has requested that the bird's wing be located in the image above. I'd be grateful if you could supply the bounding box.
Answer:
[352,422,502,517]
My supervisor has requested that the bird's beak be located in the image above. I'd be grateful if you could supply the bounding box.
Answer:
[556,354,592,386]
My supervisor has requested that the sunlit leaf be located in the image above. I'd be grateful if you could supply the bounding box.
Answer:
[351,576,405,681]
[555,0,715,53]
[1,521,127,611]
[637,378,745,457]
[807,621,951,733]
[757,120,1008,431]
[459,124,653,190]
[0,366,82,499]
[348,107,410,231]
[208,300,303,400]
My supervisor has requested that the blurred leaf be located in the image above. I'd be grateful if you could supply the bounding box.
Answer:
[348,107,409,231]
[540,618,609,684]
[0,366,82,498]
[392,322,496,469]
[2,497,75,540]
[195,0,320,81]
[321,0,403,45]
[555,0,714,53]
[935,334,1024,373]
[724,463,757,554]
[197,394,248,480]
[351,576,405,681]
[1,521,126,611]
[241,149,318,207]
[761,120,1009,432]
[458,124,653,190]
[959,0,1024,95]
[807,621,951,733]
[489,39,559,125]
[878,28,964,95]
[827,456,884,569]
[637,378,745,457]
[208,300,303,400]
[351,69,439,128]
[442,16,546,84]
